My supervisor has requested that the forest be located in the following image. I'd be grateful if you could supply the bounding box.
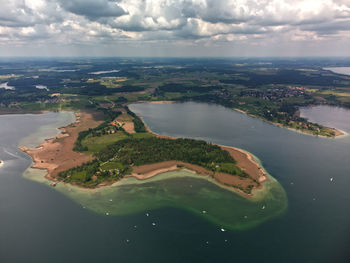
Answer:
[59,136,248,187]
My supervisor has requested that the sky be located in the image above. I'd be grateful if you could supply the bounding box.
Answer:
[0,0,350,57]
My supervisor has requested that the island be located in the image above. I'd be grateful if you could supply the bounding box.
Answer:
[20,106,267,196]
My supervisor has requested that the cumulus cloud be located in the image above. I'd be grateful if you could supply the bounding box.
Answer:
[0,0,350,56]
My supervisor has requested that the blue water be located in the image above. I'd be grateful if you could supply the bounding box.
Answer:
[1,103,350,262]
[130,102,350,262]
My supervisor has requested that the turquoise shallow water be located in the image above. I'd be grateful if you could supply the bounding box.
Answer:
[1,103,350,262]
[24,167,287,231]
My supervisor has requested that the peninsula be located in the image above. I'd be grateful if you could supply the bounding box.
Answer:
[20,106,267,196]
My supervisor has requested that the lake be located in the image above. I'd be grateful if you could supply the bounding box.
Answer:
[300,105,350,134]
[324,67,350,76]
[1,102,350,262]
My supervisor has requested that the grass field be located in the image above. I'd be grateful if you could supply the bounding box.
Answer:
[82,131,154,153]
[100,161,124,171]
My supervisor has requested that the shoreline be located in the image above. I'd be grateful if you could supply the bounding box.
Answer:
[0,108,49,115]
[233,107,345,139]
[19,108,269,198]
[135,121,269,197]
[19,110,104,182]
[136,100,175,104]
[132,101,346,139]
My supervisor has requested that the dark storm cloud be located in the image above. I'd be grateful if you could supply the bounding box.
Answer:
[58,0,127,19]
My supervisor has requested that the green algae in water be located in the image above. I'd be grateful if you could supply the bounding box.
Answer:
[23,168,287,231]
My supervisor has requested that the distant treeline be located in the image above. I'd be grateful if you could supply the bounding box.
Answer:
[221,69,348,88]
[157,83,222,93]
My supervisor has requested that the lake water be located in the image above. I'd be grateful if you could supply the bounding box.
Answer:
[1,103,350,262]
[130,102,350,262]
[300,105,350,134]
[0,82,15,90]
[324,67,350,76]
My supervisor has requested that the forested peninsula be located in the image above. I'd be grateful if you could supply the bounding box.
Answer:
[21,106,267,196]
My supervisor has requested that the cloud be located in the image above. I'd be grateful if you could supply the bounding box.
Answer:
[0,0,350,56]
[57,0,127,20]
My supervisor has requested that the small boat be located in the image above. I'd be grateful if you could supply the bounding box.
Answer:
[152,222,156,226]
[330,177,334,182]
[202,210,207,214]
[50,182,58,187]
[221,228,226,232]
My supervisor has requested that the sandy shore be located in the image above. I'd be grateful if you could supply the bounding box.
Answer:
[20,111,103,181]
[332,128,345,137]
[126,150,267,197]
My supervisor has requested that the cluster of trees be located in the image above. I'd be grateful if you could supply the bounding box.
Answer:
[221,69,348,88]
[58,160,100,183]
[96,137,248,177]
[58,159,130,186]
[0,90,51,106]
[157,83,221,93]
[97,108,121,122]
[125,106,147,132]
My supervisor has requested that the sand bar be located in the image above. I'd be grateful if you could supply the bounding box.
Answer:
[20,111,103,181]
